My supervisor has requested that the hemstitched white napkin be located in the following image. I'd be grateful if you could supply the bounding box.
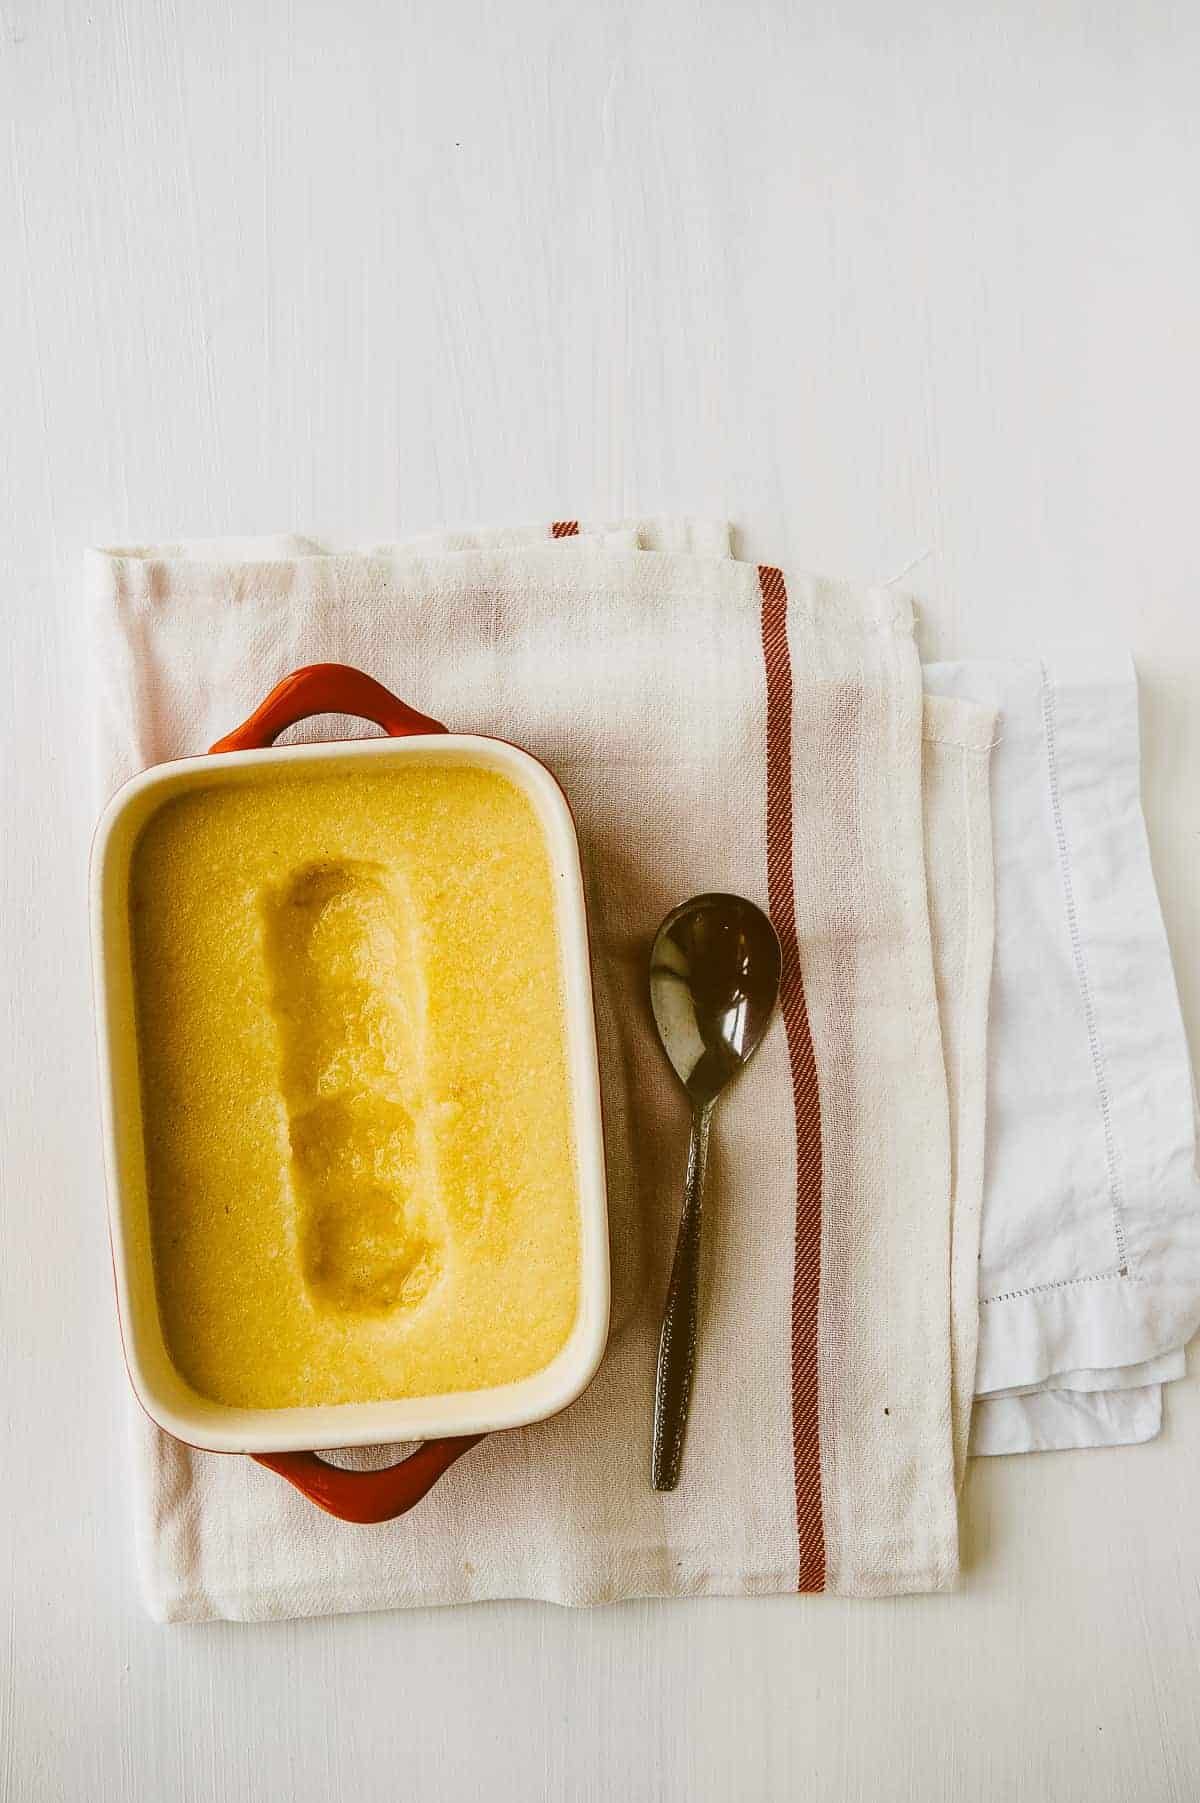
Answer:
[88,519,994,1620]
[925,658,1200,1454]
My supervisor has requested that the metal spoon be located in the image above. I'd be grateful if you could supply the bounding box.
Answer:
[648,892,782,1490]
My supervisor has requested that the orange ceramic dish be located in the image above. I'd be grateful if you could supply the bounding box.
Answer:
[91,665,610,1523]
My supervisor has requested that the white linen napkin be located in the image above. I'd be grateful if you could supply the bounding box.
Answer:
[925,658,1200,1454]
[88,520,995,1619]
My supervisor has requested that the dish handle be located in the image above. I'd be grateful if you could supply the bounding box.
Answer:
[210,663,447,752]
[252,1437,484,1524]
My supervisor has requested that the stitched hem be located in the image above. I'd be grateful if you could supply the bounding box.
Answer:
[980,1268,1130,1306]
[920,734,1001,753]
[1039,662,1130,1274]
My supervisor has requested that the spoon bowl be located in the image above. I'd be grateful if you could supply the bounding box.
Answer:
[650,894,782,1105]
[648,893,782,1490]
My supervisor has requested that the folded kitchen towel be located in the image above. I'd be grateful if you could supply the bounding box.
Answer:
[88,521,996,1619]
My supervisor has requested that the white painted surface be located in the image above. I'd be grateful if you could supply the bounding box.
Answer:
[2,2,1198,1798]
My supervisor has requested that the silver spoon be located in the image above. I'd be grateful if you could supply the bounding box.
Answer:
[649,892,782,1490]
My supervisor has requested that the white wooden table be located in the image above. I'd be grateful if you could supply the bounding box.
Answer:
[3,4,1198,1798]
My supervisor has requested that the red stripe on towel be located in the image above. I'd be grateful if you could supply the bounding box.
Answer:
[550,520,580,538]
[758,564,826,1595]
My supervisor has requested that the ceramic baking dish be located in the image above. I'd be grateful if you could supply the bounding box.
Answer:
[91,663,610,1522]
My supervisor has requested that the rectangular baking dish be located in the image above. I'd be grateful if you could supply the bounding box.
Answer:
[90,664,610,1521]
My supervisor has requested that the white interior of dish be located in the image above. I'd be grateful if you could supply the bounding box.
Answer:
[90,733,610,1454]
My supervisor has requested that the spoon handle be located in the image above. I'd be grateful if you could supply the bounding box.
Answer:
[652,1100,714,1490]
